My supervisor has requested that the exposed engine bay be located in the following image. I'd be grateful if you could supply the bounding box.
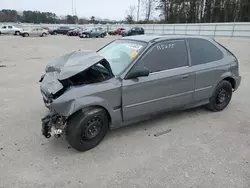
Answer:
[60,63,111,87]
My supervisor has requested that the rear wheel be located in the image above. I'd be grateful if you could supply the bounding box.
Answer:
[42,33,47,37]
[207,80,233,112]
[86,34,90,38]
[54,32,57,35]
[101,34,104,38]
[23,33,29,37]
[66,108,109,152]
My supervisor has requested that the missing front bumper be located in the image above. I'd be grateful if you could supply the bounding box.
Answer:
[41,113,67,139]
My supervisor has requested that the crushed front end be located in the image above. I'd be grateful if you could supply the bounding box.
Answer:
[42,112,67,138]
[39,51,115,139]
[40,72,68,139]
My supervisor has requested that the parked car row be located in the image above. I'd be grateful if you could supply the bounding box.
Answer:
[0,24,145,38]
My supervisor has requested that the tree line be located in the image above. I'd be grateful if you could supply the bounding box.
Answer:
[126,0,250,23]
[0,9,120,24]
[1,0,250,25]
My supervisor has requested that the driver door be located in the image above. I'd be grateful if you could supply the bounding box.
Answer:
[122,39,195,121]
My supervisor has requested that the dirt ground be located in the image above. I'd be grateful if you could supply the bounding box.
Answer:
[0,35,249,188]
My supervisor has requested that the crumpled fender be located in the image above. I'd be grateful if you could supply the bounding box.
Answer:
[51,96,114,119]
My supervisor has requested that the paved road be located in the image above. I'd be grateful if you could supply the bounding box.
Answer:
[0,35,249,188]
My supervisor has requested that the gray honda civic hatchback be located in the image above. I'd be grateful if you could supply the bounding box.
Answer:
[40,35,241,151]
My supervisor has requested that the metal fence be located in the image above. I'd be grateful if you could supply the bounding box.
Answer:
[2,22,250,37]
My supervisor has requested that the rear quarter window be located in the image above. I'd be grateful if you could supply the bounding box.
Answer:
[187,38,223,65]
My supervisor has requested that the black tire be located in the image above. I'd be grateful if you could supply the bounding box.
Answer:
[15,31,20,35]
[0,32,1,35]
[207,80,233,112]
[66,108,109,152]
[101,34,104,38]
[23,33,29,37]
[42,33,47,37]
[54,32,57,35]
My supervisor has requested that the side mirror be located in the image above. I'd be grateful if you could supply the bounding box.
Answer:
[126,66,150,79]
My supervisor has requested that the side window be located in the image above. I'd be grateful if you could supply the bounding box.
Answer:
[2,26,7,29]
[187,38,223,65]
[8,26,13,29]
[140,40,188,73]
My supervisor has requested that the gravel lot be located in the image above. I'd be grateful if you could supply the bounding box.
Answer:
[0,35,249,188]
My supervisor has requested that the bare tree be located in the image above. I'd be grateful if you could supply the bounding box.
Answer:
[125,5,136,23]
[142,0,156,22]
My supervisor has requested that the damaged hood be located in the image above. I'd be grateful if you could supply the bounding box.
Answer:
[45,51,106,80]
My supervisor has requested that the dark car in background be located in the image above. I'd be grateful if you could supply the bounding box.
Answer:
[121,27,144,37]
[49,26,72,35]
[79,27,107,38]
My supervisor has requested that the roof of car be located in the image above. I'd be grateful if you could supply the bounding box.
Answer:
[120,35,213,43]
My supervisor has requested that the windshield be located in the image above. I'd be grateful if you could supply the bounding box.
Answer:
[97,40,147,75]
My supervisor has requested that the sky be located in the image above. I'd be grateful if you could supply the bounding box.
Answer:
[1,0,139,20]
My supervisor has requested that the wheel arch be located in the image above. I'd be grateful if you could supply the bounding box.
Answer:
[222,77,236,90]
[68,105,112,127]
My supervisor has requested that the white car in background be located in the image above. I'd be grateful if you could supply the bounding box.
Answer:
[0,25,22,35]
[20,27,49,37]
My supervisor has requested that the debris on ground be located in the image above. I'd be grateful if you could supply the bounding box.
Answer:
[0,64,16,68]
[154,129,172,137]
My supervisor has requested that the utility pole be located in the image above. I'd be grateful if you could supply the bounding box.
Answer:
[137,0,141,21]
[72,0,78,24]
[72,0,74,16]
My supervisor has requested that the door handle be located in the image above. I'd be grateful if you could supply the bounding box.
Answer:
[181,74,189,80]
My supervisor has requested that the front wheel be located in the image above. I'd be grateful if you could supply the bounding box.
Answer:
[66,108,109,152]
[15,31,20,35]
[42,33,47,37]
[207,80,233,112]
[101,34,104,38]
